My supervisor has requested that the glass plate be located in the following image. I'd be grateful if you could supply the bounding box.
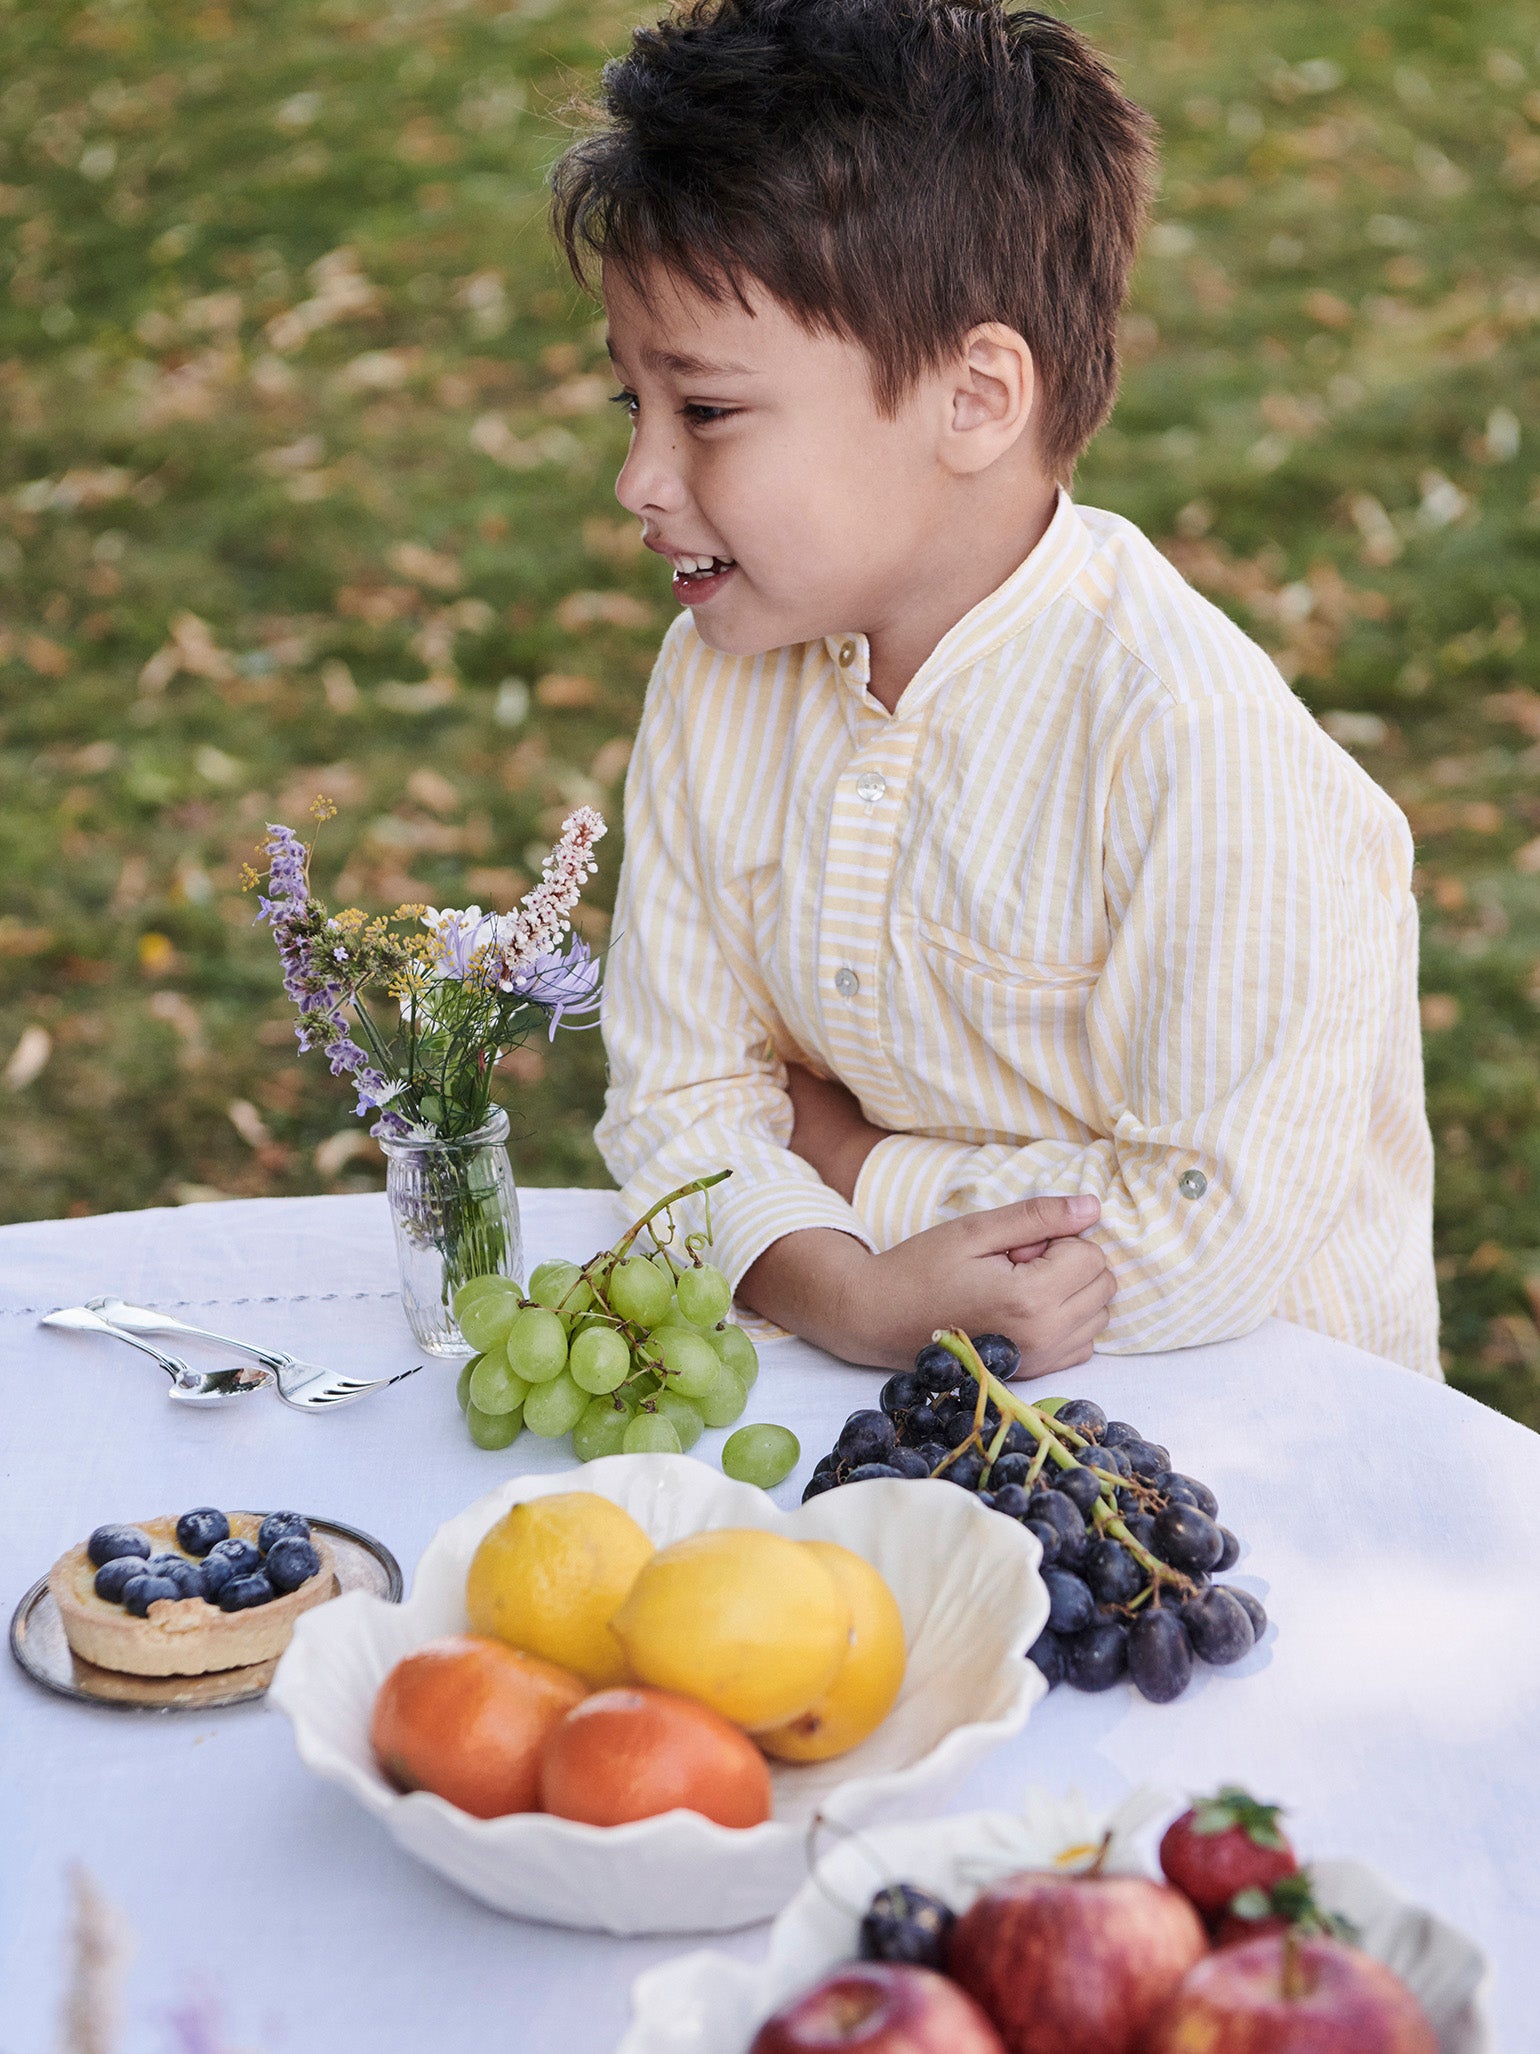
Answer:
[9,1513,402,1713]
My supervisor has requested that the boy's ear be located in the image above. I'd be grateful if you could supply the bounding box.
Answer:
[941,322,1037,475]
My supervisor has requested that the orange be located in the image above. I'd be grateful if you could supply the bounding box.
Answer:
[370,1634,586,1819]
[538,1685,774,1829]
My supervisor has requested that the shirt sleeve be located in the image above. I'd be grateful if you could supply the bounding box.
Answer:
[853,694,1415,1353]
[595,631,876,1291]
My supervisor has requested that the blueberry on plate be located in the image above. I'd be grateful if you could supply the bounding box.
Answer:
[257,1512,311,1554]
[142,1554,202,1598]
[93,1557,144,1604]
[123,1573,181,1617]
[264,1537,321,1593]
[87,1525,152,1569]
[208,1536,261,1576]
[859,1883,956,1969]
[175,1507,230,1556]
[218,1572,276,1612]
[196,1553,238,1602]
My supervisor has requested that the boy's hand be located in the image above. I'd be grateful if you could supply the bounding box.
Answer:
[738,1193,1111,1374]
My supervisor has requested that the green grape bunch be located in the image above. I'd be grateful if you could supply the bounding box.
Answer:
[448,1171,800,1491]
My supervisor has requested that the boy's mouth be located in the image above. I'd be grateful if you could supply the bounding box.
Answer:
[671,554,737,604]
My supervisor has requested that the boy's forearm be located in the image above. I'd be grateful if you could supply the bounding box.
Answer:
[738,1228,900,1367]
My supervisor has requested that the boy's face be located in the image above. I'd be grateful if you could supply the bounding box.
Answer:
[604,263,972,657]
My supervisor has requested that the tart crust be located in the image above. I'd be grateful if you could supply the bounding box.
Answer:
[49,1513,336,1677]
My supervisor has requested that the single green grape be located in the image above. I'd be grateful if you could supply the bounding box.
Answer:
[572,1396,632,1462]
[675,1264,732,1329]
[623,1411,682,1455]
[453,1273,518,1320]
[467,1400,523,1450]
[607,1254,675,1329]
[522,1368,588,1438]
[654,1388,705,1451]
[456,1286,524,1354]
[504,1306,569,1383]
[649,1325,722,1399]
[696,1363,748,1429]
[456,1354,482,1413]
[568,1325,632,1395]
[722,1422,800,1489]
[529,1259,594,1319]
[708,1322,760,1390]
[469,1353,532,1417]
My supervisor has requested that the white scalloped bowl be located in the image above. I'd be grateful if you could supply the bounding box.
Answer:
[620,1808,1491,2054]
[269,1456,1048,1934]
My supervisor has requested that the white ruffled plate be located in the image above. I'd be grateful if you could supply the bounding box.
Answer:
[269,1456,1048,1934]
[619,1803,1491,2054]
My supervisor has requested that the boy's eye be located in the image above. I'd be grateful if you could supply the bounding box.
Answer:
[610,389,640,419]
[680,403,736,425]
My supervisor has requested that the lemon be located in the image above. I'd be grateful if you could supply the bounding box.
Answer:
[758,1542,907,1762]
[610,1528,851,1732]
[465,1492,654,1688]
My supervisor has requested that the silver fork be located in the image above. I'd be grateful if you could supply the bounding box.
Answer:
[87,1298,422,1411]
[41,1304,275,1403]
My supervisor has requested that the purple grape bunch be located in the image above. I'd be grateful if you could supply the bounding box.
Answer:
[803,1332,1269,1706]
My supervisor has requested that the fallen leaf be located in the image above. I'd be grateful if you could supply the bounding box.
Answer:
[535,672,598,708]
[227,1097,274,1149]
[1420,993,1460,1030]
[23,634,71,677]
[388,540,464,593]
[554,590,652,632]
[3,1024,52,1089]
[406,766,460,816]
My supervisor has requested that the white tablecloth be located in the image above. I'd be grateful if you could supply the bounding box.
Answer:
[2,1188,1538,2053]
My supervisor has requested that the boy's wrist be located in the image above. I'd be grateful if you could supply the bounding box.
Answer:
[739,1228,903,1367]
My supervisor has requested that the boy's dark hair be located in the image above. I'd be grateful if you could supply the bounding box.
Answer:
[552,0,1155,479]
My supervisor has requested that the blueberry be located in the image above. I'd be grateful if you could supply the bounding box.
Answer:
[887,1447,932,1479]
[175,1507,230,1557]
[990,1482,1031,1520]
[143,1553,202,1598]
[123,1573,181,1617]
[836,1410,897,1467]
[1228,1588,1268,1641]
[208,1537,261,1576]
[801,1470,841,1502]
[87,1525,152,1569]
[1055,1398,1107,1439]
[93,1558,144,1604]
[1053,1466,1105,1518]
[257,1512,311,1554]
[264,1536,321,1593]
[845,1462,904,1483]
[1084,1538,1145,1605]
[218,1572,276,1612]
[1063,1617,1129,1691]
[911,1343,960,1393]
[1042,1567,1095,1636]
[879,1372,923,1418]
[1026,1625,1066,1687]
[970,1332,1021,1380]
[1024,1518,1061,1566]
[1152,1504,1225,1575]
[1183,1587,1255,1664]
[859,1883,955,1969]
[942,1451,985,1491]
[196,1553,238,1601]
[991,1451,1033,1490]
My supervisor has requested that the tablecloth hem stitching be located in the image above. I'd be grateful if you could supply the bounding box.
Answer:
[0,1289,401,1319]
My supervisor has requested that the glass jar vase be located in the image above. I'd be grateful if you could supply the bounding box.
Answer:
[379,1108,523,1357]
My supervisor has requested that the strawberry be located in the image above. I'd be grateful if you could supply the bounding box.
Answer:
[1158,1786,1298,1921]
[1214,1870,1356,1949]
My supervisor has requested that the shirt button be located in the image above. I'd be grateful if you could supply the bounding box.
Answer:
[837,639,858,668]
[855,771,887,804]
[1178,1169,1208,1200]
[833,966,860,998]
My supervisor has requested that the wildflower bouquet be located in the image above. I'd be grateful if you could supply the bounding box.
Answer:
[245,800,606,1343]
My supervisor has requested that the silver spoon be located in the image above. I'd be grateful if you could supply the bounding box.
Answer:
[40,1304,275,1403]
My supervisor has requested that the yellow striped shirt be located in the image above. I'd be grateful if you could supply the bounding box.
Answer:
[596,489,1439,1377]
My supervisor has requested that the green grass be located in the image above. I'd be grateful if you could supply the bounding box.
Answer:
[3,0,1540,1426]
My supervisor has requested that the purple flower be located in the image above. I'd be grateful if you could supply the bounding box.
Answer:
[505,939,602,1036]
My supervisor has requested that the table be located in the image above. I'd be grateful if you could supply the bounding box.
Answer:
[3,1188,1538,2053]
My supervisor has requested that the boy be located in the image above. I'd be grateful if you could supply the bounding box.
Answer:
[558,0,1438,1379]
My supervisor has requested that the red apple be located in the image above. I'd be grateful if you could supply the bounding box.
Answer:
[946,1871,1208,2054]
[749,1962,1005,2054]
[1144,1933,1438,2053]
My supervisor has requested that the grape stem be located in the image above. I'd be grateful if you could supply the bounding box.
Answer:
[931,1328,1195,1596]
[612,1170,732,1261]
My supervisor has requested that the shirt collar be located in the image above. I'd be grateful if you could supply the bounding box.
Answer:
[822,487,1093,714]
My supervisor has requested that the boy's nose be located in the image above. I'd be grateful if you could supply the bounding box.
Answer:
[615,421,687,520]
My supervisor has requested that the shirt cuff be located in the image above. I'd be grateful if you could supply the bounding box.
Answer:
[854,1133,976,1248]
[710,1170,876,1301]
